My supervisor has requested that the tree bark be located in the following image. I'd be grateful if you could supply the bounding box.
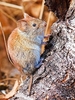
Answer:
[45,0,71,20]
[10,1,75,100]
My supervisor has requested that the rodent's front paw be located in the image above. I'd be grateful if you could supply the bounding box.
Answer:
[35,58,44,68]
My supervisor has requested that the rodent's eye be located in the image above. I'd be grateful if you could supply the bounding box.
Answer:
[32,23,36,27]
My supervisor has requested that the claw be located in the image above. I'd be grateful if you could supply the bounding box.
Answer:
[44,34,50,38]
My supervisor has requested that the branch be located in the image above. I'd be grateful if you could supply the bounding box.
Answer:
[0,1,22,10]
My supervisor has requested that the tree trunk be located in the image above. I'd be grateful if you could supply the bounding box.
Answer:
[10,1,75,100]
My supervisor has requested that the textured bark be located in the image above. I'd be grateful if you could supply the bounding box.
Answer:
[10,1,75,100]
[45,0,71,20]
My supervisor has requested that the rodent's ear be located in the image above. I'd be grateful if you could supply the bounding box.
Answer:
[17,19,27,31]
[24,13,33,21]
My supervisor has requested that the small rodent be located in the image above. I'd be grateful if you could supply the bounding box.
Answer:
[7,13,46,95]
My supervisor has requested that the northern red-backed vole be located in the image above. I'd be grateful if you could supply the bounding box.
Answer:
[7,13,47,95]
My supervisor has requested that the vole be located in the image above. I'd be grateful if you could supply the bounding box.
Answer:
[7,13,48,95]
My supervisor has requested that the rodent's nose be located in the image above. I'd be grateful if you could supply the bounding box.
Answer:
[41,22,46,27]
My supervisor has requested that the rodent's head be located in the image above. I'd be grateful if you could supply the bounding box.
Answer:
[17,13,46,37]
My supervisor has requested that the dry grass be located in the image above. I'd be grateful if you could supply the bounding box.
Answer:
[0,0,57,99]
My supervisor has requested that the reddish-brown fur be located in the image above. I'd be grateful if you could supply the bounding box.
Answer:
[8,13,46,75]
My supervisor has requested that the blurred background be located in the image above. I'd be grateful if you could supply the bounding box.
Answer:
[0,0,57,81]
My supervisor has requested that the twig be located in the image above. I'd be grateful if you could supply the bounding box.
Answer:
[0,57,1,80]
[21,0,36,17]
[0,23,15,67]
[0,79,19,99]
[39,0,45,19]
[23,0,37,2]
[45,11,51,35]
[22,0,31,1]
[21,0,25,17]
[41,11,52,53]
[0,9,17,24]
[0,1,22,10]
[0,77,19,82]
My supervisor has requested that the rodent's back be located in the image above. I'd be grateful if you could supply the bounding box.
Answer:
[8,28,41,74]
[8,14,46,74]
